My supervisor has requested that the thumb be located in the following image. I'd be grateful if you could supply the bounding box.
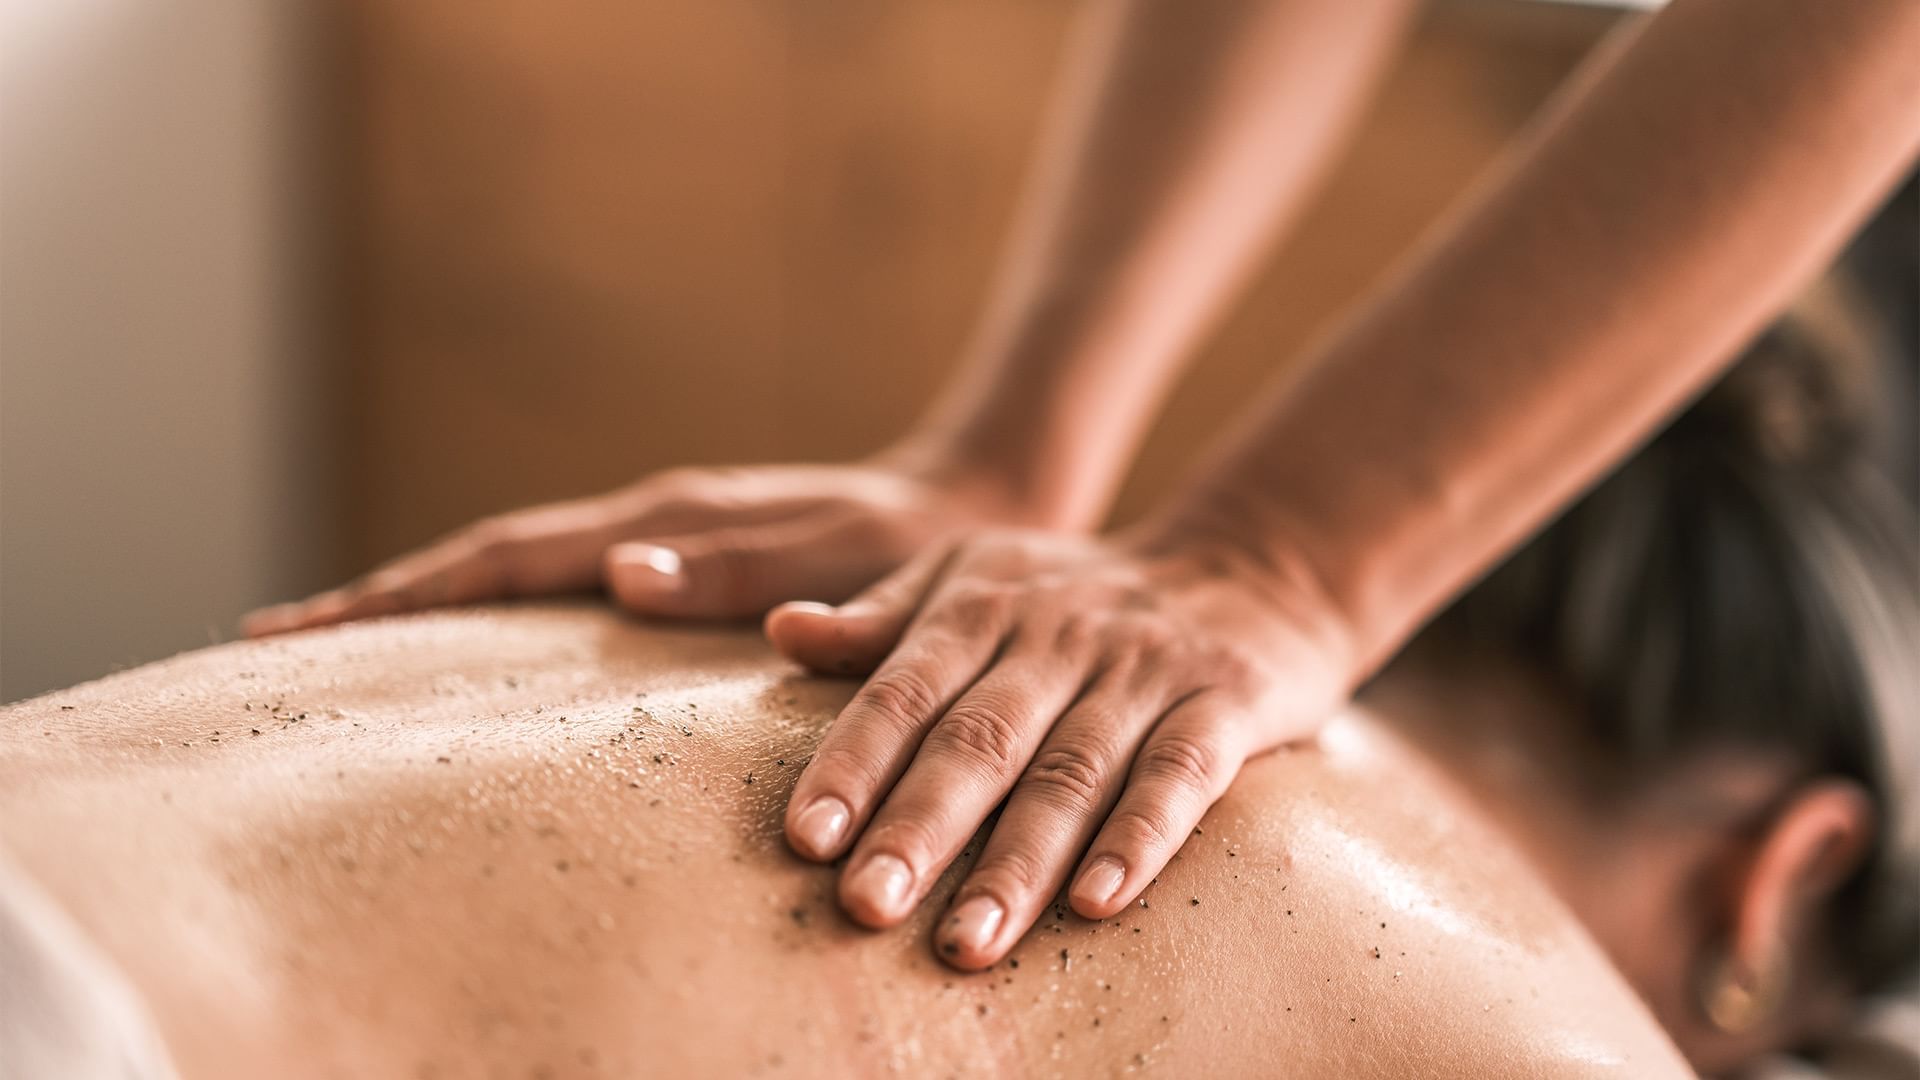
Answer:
[603,518,888,619]
[764,540,956,674]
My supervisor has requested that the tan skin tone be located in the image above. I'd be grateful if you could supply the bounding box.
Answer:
[241,0,1417,638]
[0,607,1873,1076]
[247,0,1920,971]
[1365,653,1878,1077]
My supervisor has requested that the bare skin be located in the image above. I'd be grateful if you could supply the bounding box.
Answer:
[762,0,1920,965]
[245,0,1920,973]
[243,2,1415,641]
[1,605,1692,1079]
[240,458,1044,632]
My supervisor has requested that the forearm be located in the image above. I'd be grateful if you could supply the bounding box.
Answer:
[901,0,1414,529]
[1159,0,1920,675]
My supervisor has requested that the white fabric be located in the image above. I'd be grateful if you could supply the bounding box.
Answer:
[0,857,178,1080]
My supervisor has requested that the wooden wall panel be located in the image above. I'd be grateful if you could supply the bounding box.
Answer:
[340,0,1621,568]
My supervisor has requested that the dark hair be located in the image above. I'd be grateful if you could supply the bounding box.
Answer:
[1428,248,1919,996]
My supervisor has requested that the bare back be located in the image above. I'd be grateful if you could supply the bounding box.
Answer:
[0,605,1690,1078]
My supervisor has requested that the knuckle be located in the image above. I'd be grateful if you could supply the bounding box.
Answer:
[947,578,1009,610]
[357,566,410,595]
[1135,729,1226,794]
[1020,743,1109,811]
[699,530,765,606]
[931,583,1013,635]
[861,816,943,870]
[803,747,889,801]
[818,503,884,547]
[970,847,1050,898]
[631,469,716,517]
[928,533,968,564]
[1103,804,1181,854]
[1205,650,1261,696]
[649,466,705,494]
[359,562,435,607]
[949,533,1000,561]
[1106,611,1173,652]
[927,700,1026,775]
[1051,613,1100,656]
[1110,625,1180,689]
[856,666,946,731]
[1133,626,1185,664]
[1095,642,1151,690]
[462,516,517,556]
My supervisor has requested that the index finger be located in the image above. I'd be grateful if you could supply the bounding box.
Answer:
[782,620,1004,862]
[245,500,625,636]
[782,559,1007,862]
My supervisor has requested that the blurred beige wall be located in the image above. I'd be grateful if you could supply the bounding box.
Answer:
[1,1,336,701]
[337,0,1618,567]
[0,0,1620,702]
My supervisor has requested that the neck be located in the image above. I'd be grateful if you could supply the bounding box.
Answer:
[1358,643,1621,877]
[1355,642,1817,1070]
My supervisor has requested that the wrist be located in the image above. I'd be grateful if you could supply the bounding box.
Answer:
[1120,487,1366,692]
[871,431,1101,532]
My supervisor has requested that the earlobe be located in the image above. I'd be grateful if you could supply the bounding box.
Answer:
[1697,943,1791,1035]
[1703,779,1874,1032]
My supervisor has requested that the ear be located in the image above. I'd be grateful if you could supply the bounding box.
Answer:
[1726,779,1875,985]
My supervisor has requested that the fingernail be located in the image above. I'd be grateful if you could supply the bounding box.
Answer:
[847,853,913,919]
[614,544,684,594]
[790,797,850,858]
[240,607,283,635]
[940,895,1005,957]
[779,601,838,618]
[1071,857,1127,909]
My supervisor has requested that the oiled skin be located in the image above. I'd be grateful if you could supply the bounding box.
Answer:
[0,605,1691,1078]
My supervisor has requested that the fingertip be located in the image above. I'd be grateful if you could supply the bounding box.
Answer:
[839,852,915,929]
[767,603,899,675]
[241,605,295,638]
[934,893,1010,971]
[246,591,350,637]
[934,943,1002,973]
[606,541,683,578]
[785,794,852,862]
[764,601,843,658]
[1067,894,1126,922]
[605,542,687,612]
[764,600,837,638]
[1067,856,1131,920]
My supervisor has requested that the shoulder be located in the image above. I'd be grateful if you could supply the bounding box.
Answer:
[0,602,780,753]
[1155,711,1696,1078]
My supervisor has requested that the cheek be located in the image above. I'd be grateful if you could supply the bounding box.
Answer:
[1569,835,1708,1026]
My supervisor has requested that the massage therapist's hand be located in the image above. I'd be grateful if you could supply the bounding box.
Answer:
[244,448,1039,636]
[765,524,1356,969]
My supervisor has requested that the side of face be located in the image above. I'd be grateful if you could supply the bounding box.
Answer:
[1541,752,1876,1074]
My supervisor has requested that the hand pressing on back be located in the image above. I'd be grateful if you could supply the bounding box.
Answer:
[764,519,1357,970]
[243,452,1044,636]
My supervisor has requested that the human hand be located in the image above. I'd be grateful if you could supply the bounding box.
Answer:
[243,451,1039,636]
[764,523,1356,970]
